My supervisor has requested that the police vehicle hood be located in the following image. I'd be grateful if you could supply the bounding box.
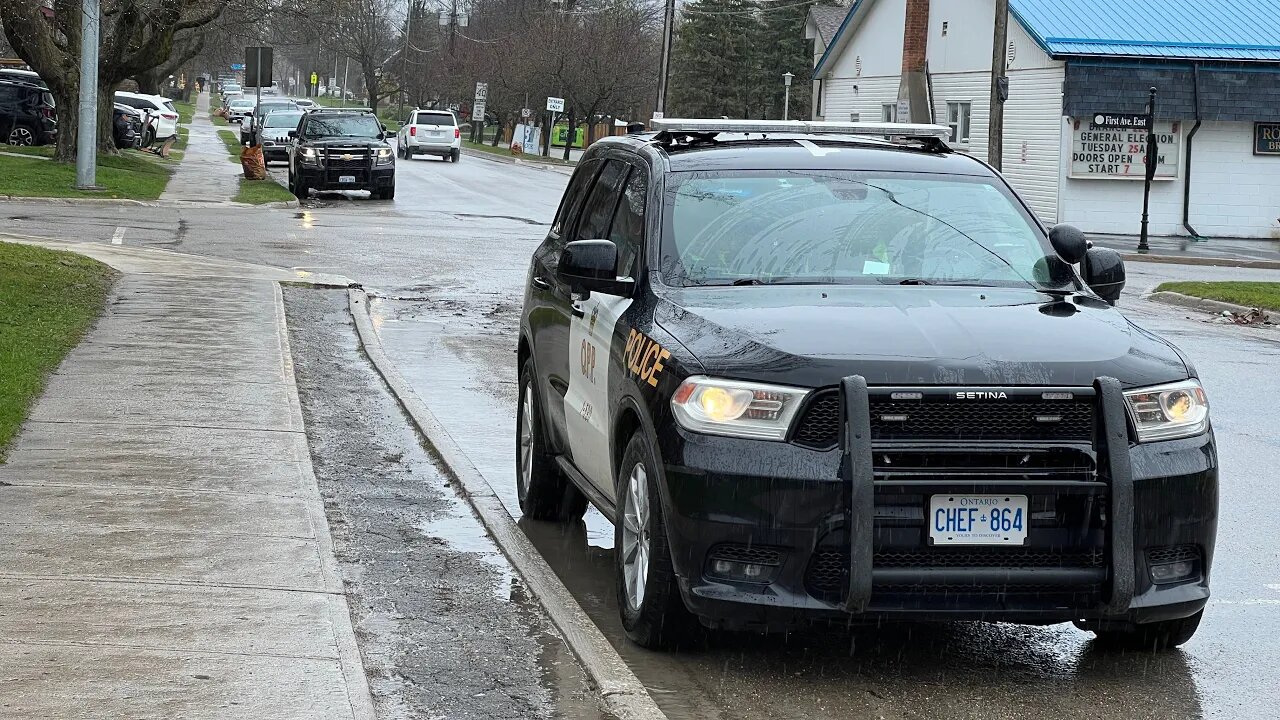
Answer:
[655,285,1191,390]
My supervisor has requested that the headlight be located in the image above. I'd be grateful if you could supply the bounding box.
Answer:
[1123,379,1210,442]
[671,376,810,440]
[376,147,394,165]
[299,147,319,162]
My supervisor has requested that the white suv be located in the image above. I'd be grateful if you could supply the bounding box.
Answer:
[114,91,179,143]
[396,109,461,162]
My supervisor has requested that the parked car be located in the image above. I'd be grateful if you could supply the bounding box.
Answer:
[114,91,179,141]
[221,82,242,96]
[226,97,255,122]
[112,103,144,148]
[259,109,304,163]
[0,68,45,88]
[291,98,317,111]
[396,109,461,162]
[287,108,395,200]
[246,98,297,144]
[0,79,56,146]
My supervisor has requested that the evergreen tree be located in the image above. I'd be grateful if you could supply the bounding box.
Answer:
[668,0,763,118]
[756,0,829,120]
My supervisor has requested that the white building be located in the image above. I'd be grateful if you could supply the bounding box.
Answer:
[806,0,1280,239]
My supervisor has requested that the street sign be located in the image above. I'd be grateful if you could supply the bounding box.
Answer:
[521,108,532,119]
[472,101,486,120]
[231,63,245,71]
[475,82,488,102]
[651,111,664,120]
[310,72,318,86]
[546,96,565,112]
[243,47,273,88]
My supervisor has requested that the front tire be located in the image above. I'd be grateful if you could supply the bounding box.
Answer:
[292,173,309,200]
[516,357,588,522]
[1078,610,1203,651]
[615,431,694,649]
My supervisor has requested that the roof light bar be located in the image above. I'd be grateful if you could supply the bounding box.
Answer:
[649,117,951,141]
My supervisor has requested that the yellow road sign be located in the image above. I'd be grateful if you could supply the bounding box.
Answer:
[310,72,318,85]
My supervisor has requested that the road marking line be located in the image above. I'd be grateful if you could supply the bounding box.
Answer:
[110,226,126,245]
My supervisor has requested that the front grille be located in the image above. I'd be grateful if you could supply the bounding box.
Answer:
[870,400,1094,441]
[791,390,1095,448]
[876,583,1102,596]
[875,547,1105,569]
[707,544,784,566]
[324,149,370,169]
[1146,545,1199,565]
[805,551,848,598]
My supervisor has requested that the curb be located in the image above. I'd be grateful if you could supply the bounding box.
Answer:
[1148,290,1274,320]
[0,194,299,209]
[462,147,576,174]
[346,288,666,720]
[1119,252,1280,270]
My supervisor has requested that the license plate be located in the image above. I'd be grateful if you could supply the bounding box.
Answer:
[929,494,1028,545]
[339,175,356,183]
[429,130,442,137]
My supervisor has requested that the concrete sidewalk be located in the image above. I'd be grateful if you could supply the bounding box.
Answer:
[161,90,241,203]
[1092,233,1280,268]
[0,242,372,718]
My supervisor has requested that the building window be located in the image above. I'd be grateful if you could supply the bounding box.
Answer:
[946,102,971,142]
[882,103,897,122]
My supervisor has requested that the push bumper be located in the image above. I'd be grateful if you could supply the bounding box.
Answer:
[654,377,1217,631]
[296,164,394,191]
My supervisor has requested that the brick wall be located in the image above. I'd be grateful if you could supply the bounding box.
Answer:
[902,0,930,73]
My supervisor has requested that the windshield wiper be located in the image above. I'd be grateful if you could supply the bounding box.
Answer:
[731,278,765,286]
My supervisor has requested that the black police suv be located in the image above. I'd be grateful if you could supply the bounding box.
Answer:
[287,108,395,200]
[517,119,1217,651]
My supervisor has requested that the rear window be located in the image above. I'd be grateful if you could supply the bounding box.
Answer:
[265,112,303,128]
[415,112,455,127]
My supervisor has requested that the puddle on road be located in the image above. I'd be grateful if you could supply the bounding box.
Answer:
[413,489,515,602]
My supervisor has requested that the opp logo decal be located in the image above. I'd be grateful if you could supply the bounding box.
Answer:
[624,329,671,387]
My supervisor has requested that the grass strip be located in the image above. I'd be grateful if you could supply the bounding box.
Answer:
[236,177,294,204]
[1156,281,1280,311]
[0,151,173,199]
[0,242,116,459]
[217,129,244,163]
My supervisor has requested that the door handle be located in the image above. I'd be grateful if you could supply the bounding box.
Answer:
[532,275,551,290]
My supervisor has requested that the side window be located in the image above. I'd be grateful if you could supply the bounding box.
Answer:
[609,168,647,279]
[406,112,416,126]
[574,160,627,242]
[550,159,600,239]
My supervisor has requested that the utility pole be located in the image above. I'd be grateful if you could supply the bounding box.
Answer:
[342,58,350,106]
[988,0,1009,171]
[655,0,675,119]
[399,3,413,116]
[75,0,100,189]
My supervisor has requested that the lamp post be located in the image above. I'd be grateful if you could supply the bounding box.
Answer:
[783,72,794,120]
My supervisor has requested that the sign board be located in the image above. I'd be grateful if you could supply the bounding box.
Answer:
[652,111,664,120]
[472,101,486,121]
[510,124,541,156]
[895,99,910,122]
[521,108,532,119]
[474,82,488,101]
[243,47,273,87]
[310,72,318,86]
[546,96,565,112]
[230,63,245,71]
[1254,122,1280,155]
[1069,115,1180,180]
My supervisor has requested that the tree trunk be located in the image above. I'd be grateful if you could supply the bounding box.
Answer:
[135,69,161,95]
[96,86,118,153]
[363,65,380,114]
[48,82,78,163]
[562,109,574,161]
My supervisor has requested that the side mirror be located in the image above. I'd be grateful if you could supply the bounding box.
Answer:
[1081,247,1126,305]
[558,239,632,296]
[287,130,296,138]
[1048,224,1088,264]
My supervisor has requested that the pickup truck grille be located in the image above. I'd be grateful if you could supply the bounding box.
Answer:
[792,389,1095,448]
[323,148,370,168]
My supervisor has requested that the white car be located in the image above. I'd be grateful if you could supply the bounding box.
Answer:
[114,91,179,141]
[396,109,461,162]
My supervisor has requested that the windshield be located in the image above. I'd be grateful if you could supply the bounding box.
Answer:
[660,170,1075,290]
[304,115,382,139]
[230,100,254,108]
[265,112,303,128]
[416,112,454,126]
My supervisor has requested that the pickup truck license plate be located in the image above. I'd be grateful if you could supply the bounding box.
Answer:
[339,175,356,183]
[929,494,1028,545]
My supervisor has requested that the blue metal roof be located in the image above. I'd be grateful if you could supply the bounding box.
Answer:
[1012,0,1280,61]
[814,0,1280,75]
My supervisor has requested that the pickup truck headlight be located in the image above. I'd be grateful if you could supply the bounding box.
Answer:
[299,147,319,164]
[671,376,810,440]
[1123,379,1210,442]
[375,147,394,165]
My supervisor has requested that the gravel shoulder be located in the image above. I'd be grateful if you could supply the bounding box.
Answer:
[282,287,607,720]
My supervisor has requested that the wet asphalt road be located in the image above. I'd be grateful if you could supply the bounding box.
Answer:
[5,152,1280,718]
